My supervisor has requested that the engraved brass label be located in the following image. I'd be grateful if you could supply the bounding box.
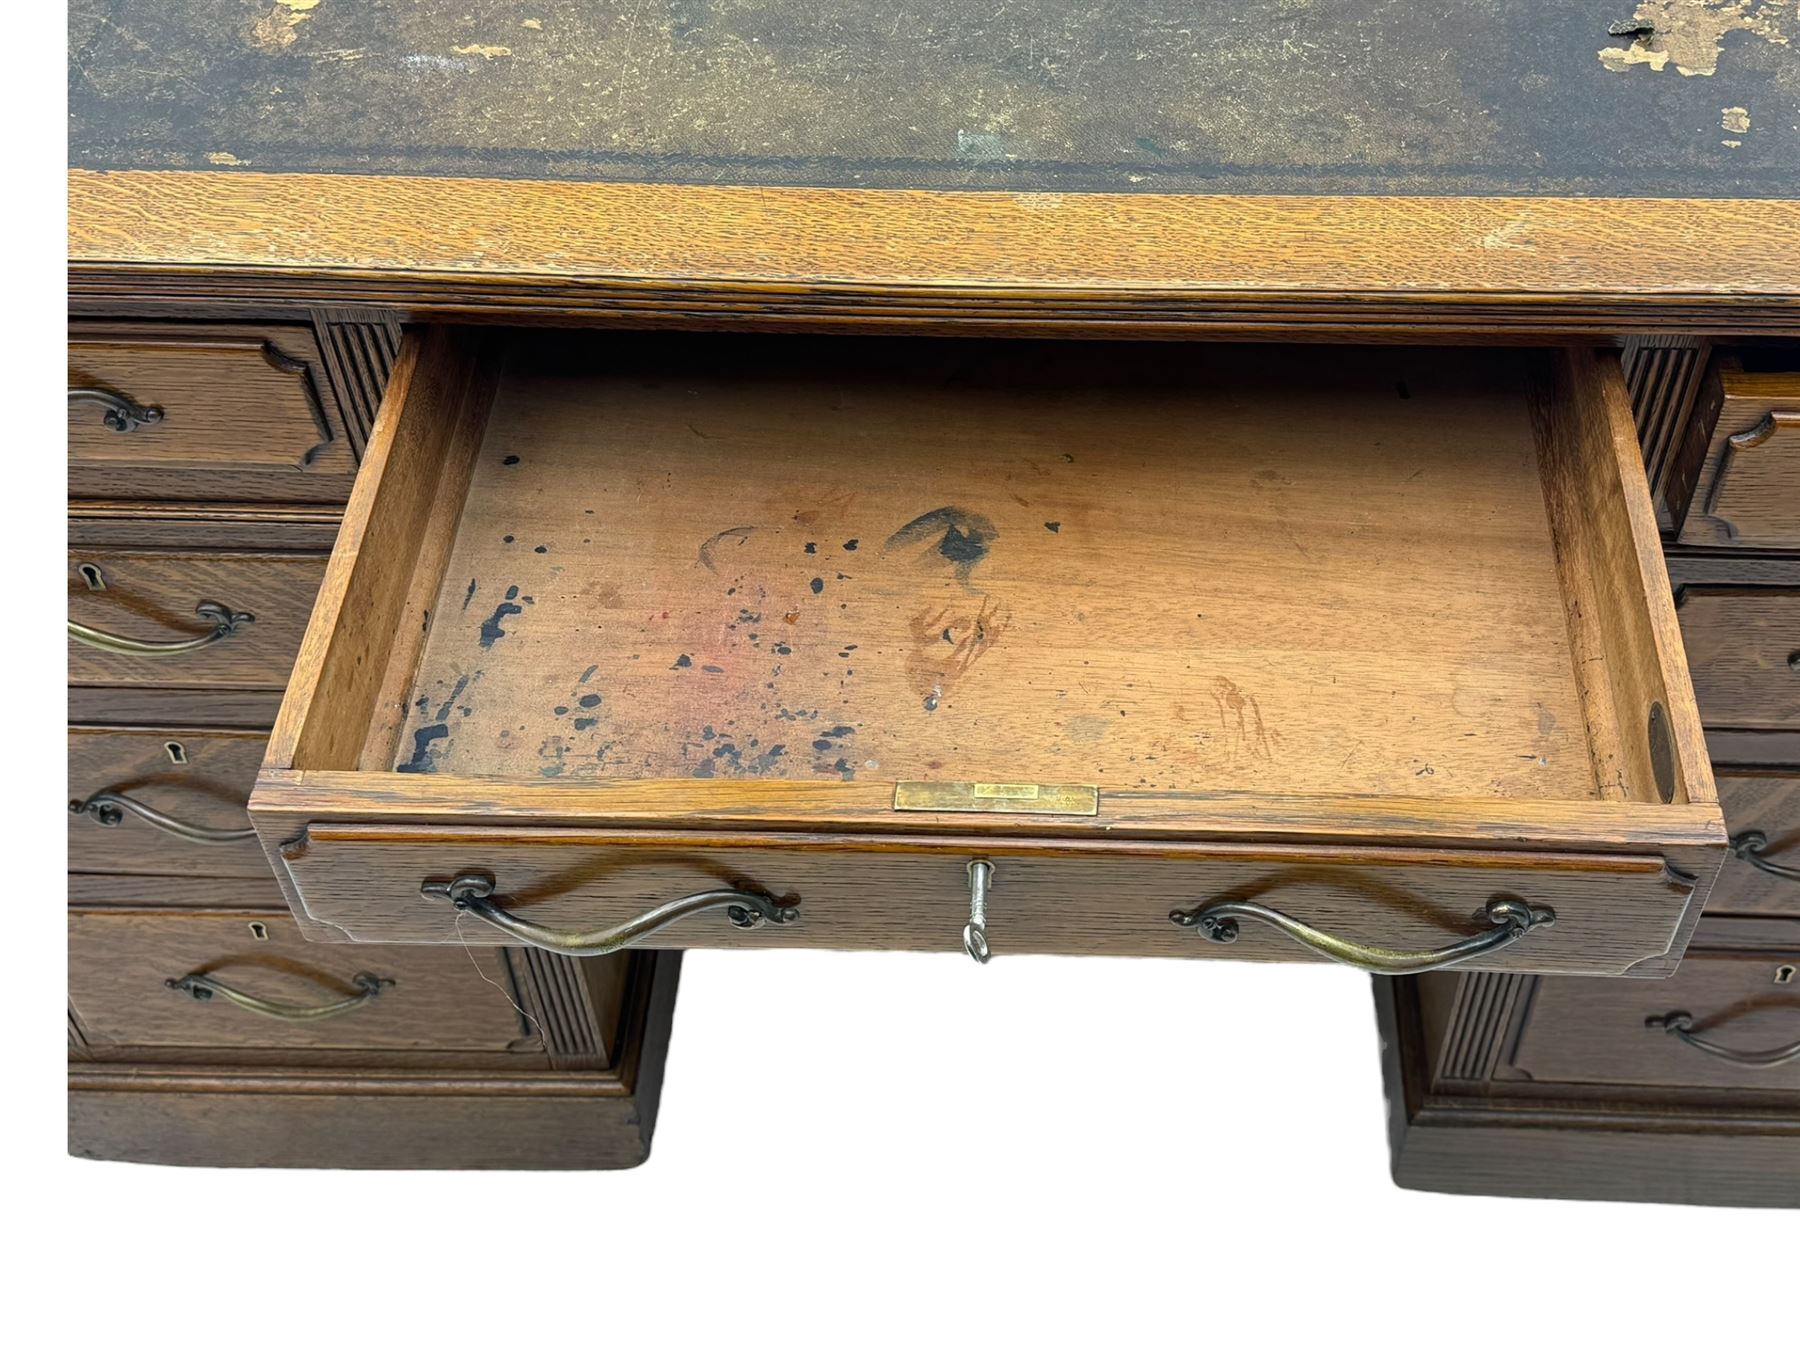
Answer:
[893,781,1099,815]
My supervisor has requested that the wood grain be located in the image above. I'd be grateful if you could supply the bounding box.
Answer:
[268,328,496,771]
[68,686,287,731]
[68,547,330,690]
[1677,365,1800,548]
[66,172,1800,334]
[1532,347,1715,807]
[68,321,353,503]
[68,726,268,878]
[1376,957,1800,1207]
[1620,336,1710,535]
[253,768,1731,850]
[69,501,345,553]
[1678,586,1800,730]
[67,909,540,1054]
[400,338,1592,801]
[68,871,292,911]
[1509,950,1800,1092]
[1711,769,1800,918]
[68,951,680,1169]
[274,822,1696,976]
[250,331,1726,974]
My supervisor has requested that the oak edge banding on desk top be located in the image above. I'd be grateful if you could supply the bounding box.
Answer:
[67,171,1800,333]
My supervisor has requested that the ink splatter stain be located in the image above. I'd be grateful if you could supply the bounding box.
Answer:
[885,507,998,583]
[479,602,523,648]
[398,723,449,773]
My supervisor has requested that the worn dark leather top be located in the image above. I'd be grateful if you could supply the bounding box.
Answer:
[70,0,1799,195]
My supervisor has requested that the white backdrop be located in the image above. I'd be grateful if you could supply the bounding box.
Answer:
[32,950,1798,1343]
[26,6,1793,1335]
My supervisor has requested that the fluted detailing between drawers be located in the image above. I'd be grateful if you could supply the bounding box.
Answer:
[316,312,403,456]
[1437,971,1532,1082]
[1622,336,1711,536]
[513,946,608,1069]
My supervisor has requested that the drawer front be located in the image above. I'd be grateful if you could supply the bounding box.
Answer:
[68,324,357,503]
[1508,945,1800,1091]
[68,549,328,689]
[1677,368,1800,549]
[1676,586,1800,730]
[69,727,269,878]
[67,910,538,1053]
[276,826,1699,976]
[1711,770,1800,917]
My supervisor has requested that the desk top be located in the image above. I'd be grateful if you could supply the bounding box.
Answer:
[70,0,1800,195]
[66,1,1800,331]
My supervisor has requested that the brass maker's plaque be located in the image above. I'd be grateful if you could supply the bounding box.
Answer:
[893,781,1099,816]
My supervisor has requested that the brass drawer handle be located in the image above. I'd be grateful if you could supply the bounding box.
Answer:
[1731,831,1800,884]
[422,872,800,956]
[1647,1011,1800,1068]
[166,971,393,1021]
[69,385,164,432]
[68,600,254,655]
[1169,895,1555,974]
[69,790,256,845]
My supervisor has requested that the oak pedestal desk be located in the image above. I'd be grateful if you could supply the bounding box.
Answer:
[67,1,1799,1197]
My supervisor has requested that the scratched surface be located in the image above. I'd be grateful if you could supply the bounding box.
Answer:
[395,333,1596,798]
[70,0,1799,194]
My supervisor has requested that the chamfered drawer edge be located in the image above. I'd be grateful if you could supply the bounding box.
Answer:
[254,814,1721,977]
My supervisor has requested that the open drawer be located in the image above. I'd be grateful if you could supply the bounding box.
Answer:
[251,330,1724,975]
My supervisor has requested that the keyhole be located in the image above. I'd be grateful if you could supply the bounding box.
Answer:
[164,741,187,765]
[77,562,106,591]
[1776,964,1796,986]
[247,921,269,942]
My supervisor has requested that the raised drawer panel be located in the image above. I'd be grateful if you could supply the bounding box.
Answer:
[67,950,679,1170]
[67,910,540,1054]
[68,548,328,689]
[68,727,268,878]
[68,323,357,503]
[1377,945,1800,1207]
[1712,769,1800,917]
[1676,364,1800,549]
[1508,947,1800,1092]
[1676,586,1800,730]
[274,825,1704,976]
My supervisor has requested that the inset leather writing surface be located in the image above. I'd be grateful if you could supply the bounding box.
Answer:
[68,0,1799,196]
